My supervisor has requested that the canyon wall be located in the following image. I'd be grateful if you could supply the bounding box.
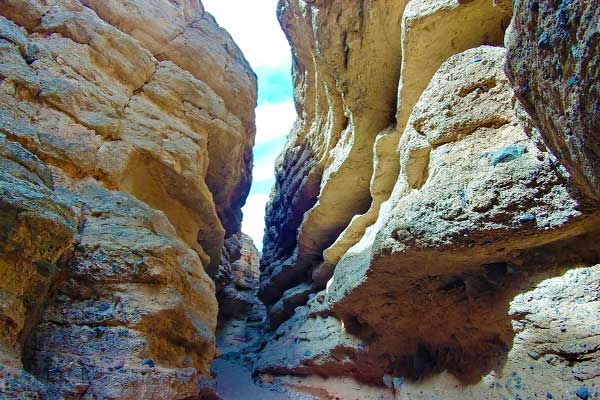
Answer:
[1,0,599,399]
[0,0,256,398]
[258,0,600,398]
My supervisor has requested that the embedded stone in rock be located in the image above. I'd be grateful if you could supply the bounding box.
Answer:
[506,0,600,201]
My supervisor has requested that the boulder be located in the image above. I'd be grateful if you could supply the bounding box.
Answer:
[506,0,600,201]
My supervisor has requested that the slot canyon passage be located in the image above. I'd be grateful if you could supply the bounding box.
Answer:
[1,0,600,399]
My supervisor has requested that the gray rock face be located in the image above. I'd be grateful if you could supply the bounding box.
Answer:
[506,0,600,201]
[0,134,75,399]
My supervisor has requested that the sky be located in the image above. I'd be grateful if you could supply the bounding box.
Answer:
[202,0,295,250]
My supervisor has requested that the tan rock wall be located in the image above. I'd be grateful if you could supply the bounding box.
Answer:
[262,0,511,330]
[261,0,409,320]
[322,0,511,274]
[258,1,600,398]
[0,0,256,398]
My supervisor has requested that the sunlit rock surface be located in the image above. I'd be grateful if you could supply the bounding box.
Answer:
[1,0,600,398]
[256,0,600,398]
[0,0,256,398]
[261,0,512,330]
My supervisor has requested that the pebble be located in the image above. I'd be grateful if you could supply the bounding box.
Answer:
[142,358,155,368]
[491,145,527,166]
[575,385,589,399]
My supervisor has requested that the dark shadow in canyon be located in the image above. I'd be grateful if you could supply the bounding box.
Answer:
[338,227,600,386]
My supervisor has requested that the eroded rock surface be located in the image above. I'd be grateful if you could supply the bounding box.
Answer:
[0,135,75,399]
[324,48,597,370]
[27,178,219,399]
[506,0,600,201]
[256,1,600,398]
[0,0,256,398]
[260,0,408,312]
[216,233,265,356]
[261,0,512,333]
[2,0,600,398]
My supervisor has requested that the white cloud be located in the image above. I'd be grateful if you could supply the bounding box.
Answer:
[252,163,276,183]
[242,193,271,250]
[255,101,296,145]
[202,0,295,247]
[202,0,291,70]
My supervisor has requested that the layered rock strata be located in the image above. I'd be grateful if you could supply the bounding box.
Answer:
[0,1,256,398]
[215,233,265,357]
[261,0,512,331]
[257,0,600,398]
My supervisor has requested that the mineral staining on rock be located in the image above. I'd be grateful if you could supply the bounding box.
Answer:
[255,0,600,398]
[0,0,256,398]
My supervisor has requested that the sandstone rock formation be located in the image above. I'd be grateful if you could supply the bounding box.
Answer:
[322,46,597,376]
[261,0,512,331]
[216,233,264,356]
[256,0,600,398]
[27,178,219,399]
[2,0,600,398]
[0,135,76,399]
[0,0,256,398]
